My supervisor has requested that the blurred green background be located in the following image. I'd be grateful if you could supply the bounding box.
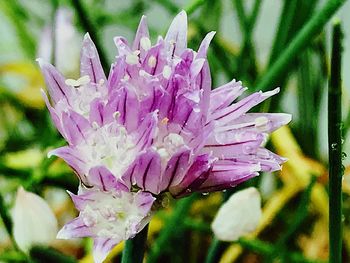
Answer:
[0,0,350,262]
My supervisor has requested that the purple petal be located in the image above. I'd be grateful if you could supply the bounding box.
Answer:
[209,80,245,114]
[67,191,94,210]
[160,148,191,191]
[196,61,211,119]
[41,89,65,136]
[199,173,258,193]
[62,111,91,145]
[134,111,158,150]
[89,98,106,126]
[106,87,140,132]
[196,31,216,59]
[170,154,215,197]
[88,166,129,192]
[37,58,72,105]
[132,15,150,51]
[165,10,187,56]
[134,191,156,215]
[114,36,132,56]
[81,33,107,84]
[141,42,165,75]
[48,146,88,182]
[108,58,126,91]
[217,113,292,134]
[93,238,120,263]
[123,150,162,194]
[57,217,92,239]
[203,132,265,158]
[209,88,280,125]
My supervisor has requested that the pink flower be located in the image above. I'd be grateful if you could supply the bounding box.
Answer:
[38,11,291,262]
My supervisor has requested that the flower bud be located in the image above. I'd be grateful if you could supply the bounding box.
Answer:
[211,187,262,241]
[12,187,58,252]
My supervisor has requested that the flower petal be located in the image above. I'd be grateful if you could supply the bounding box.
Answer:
[48,146,88,181]
[170,154,215,197]
[123,150,162,194]
[165,10,187,56]
[37,58,72,105]
[209,88,280,125]
[81,33,107,84]
[132,15,150,51]
[57,217,92,239]
[62,110,91,145]
[88,166,129,192]
[209,80,246,114]
[93,238,120,263]
[160,148,191,191]
[197,31,216,59]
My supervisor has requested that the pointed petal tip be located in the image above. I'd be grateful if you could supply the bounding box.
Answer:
[83,32,91,40]
[178,10,187,18]
[36,58,49,68]
[56,227,70,240]
[283,113,292,124]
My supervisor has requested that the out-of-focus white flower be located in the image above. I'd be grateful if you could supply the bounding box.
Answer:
[12,187,58,252]
[211,187,262,241]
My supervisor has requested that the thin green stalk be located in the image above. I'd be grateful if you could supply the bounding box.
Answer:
[267,0,298,66]
[121,224,149,263]
[147,195,197,263]
[255,0,347,92]
[328,21,343,263]
[204,238,224,263]
[71,0,109,73]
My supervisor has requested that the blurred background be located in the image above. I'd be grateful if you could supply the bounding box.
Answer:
[0,0,350,262]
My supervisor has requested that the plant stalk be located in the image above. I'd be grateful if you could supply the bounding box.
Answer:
[121,224,149,263]
[328,20,343,263]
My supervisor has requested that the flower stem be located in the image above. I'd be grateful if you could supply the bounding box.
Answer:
[204,238,224,263]
[255,0,346,92]
[328,20,343,263]
[147,194,197,263]
[71,0,109,74]
[121,224,149,263]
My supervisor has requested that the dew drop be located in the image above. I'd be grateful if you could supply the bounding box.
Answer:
[331,143,337,150]
[202,192,209,196]
[342,152,347,160]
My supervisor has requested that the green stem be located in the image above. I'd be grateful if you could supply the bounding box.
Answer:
[71,0,109,73]
[121,224,149,263]
[255,0,346,92]
[147,195,197,263]
[328,21,343,263]
[204,238,224,263]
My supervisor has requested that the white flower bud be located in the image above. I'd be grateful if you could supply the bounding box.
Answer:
[211,187,262,241]
[12,187,58,252]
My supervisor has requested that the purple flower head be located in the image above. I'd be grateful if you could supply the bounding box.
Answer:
[38,10,291,262]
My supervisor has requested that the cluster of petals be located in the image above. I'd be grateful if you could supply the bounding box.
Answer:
[38,10,291,262]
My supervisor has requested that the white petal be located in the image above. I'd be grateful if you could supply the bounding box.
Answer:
[211,187,262,241]
[12,187,58,252]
